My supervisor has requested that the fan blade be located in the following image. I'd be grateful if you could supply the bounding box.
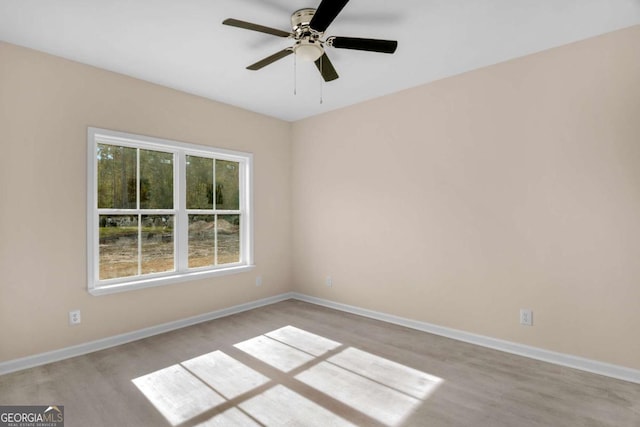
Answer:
[309,0,350,33]
[330,36,398,54]
[247,48,293,70]
[223,18,291,38]
[314,53,339,82]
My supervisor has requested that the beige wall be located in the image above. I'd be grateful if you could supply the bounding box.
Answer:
[0,42,291,362]
[291,26,640,370]
[2,25,639,371]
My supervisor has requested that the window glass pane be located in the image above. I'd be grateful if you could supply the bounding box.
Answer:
[218,214,240,264]
[99,215,138,279]
[140,150,174,209]
[97,144,137,209]
[188,215,215,268]
[187,156,213,209]
[215,160,239,210]
[141,215,174,274]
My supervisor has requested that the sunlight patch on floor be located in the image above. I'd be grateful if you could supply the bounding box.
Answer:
[194,407,260,426]
[239,384,355,427]
[234,334,315,372]
[265,325,342,356]
[182,350,269,400]
[328,347,443,400]
[132,364,226,426]
[296,361,420,426]
[133,325,443,426]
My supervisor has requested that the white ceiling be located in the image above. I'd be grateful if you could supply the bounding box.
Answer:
[1,0,639,121]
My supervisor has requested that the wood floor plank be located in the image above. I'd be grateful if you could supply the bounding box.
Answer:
[0,300,638,427]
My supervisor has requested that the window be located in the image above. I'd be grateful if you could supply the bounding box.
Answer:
[87,128,253,295]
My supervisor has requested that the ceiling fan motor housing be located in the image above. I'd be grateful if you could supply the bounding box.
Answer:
[291,8,324,61]
[291,8,317,33]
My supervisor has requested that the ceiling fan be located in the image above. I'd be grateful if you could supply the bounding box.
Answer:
[222,0,398,82]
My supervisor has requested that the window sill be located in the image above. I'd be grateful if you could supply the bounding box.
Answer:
[88,264,256,296]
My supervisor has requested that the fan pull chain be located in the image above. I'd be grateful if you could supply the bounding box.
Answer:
[293,52,297,95]
[319,56,323,104]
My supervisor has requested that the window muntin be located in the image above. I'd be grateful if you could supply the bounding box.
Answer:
[88,128,253,295]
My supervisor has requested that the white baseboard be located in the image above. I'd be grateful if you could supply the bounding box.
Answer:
[3,291,638,385]
[0,292,295,376]
[291,293,640,384]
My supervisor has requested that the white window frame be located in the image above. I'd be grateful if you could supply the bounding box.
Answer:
[87,127,254,296]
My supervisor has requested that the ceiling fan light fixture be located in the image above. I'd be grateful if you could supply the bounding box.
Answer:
[294,40,324,62]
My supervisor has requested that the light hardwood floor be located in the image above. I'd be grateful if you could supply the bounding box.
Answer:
[1,300,639,426]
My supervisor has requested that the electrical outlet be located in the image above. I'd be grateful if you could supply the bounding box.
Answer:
[325,276,332,287]
[256,276,263,287]
[520,309,533,326]
[69,310,81,326]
